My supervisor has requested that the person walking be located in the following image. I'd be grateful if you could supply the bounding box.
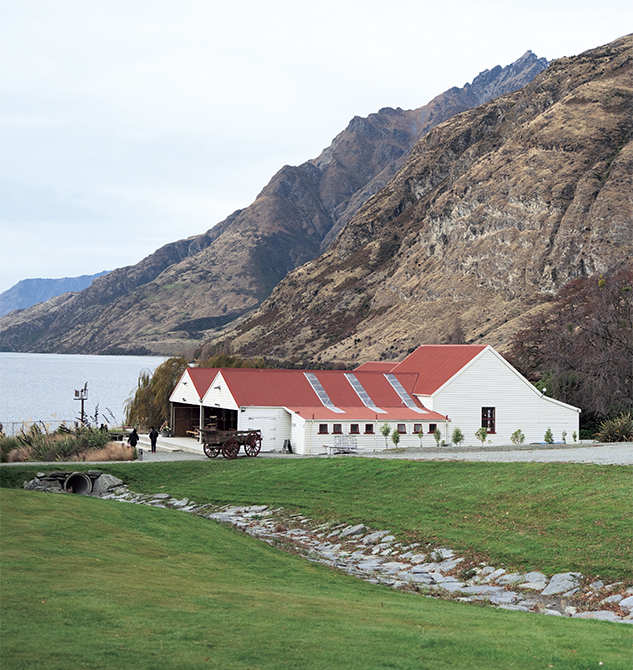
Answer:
[149,426,159,453]
[128,428,139,448]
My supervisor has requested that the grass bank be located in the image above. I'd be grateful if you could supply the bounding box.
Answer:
[1,488,629,670]
[2,458,631,581]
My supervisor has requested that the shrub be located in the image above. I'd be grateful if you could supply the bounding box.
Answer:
[510,429,525,445]
[390,429,400,448]
[0,436,21,463]
[451,427,464,446]
[475,427,487,446]
[544,427,554,444]
[380,424,391,448]
[594,412,633,442]
[433,427,441,447]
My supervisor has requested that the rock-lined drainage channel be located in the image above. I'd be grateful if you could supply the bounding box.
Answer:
[24,473,633,623]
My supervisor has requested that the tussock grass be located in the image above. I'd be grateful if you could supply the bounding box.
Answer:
[1,488,629,670]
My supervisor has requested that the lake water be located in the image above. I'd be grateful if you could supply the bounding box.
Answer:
[0,352,166,432]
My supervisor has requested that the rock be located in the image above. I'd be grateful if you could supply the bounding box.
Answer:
[541,609,563,616]
[90,474,124,496]
[459,585,507,595]
[618,595,633,612]
[436,557,464,573]
[410,553,427,564]
[361,530,391,545]
[151,493,171,500]
[541,572,582,596]
[564,606,577,615]
[497,573,523,585]
[341,524,367,537]
[518,581,547,591]
[590,580,604,591]
[601,594,623,604]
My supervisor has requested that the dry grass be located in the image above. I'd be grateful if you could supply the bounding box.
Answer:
[6,441,135,463]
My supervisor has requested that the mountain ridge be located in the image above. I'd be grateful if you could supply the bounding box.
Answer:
[0,51,549,354]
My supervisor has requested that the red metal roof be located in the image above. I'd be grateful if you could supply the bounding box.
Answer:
[390,345,487,395]
[185,367,220,399]
[353,361,398,372]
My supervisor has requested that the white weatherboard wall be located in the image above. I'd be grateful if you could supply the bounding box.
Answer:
[290,412,306,454]
[239,407,291,452]
[431,348,580,445]
[201,372,239,410]
[171,370,206,405]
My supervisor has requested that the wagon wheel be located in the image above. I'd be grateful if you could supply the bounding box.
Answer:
[222,438,240,459]
[203,444,221,458]
[244,431,262,457]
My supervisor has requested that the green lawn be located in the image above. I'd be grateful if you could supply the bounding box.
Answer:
[3,458,628,580]
[1,488,630,670]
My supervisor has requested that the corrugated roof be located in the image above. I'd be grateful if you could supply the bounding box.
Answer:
[185,367,220,399]
[353,361,398,372]
[391,345,487,395]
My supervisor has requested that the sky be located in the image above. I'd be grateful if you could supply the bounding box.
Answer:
[1,0,631,294]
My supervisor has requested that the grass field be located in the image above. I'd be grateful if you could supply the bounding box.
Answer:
[1,486,630,670]
[2,458,629,580]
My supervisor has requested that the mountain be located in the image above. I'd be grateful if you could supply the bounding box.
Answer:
[0,52,548,354]
[224,35,633,366]
[0,271,110,317]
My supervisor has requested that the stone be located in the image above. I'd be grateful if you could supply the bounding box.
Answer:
[90,474,124,496]
[590,580,604,591]
[497,573,523,585]
[541,572,582,596]
[541,609,563,616]
[436,557,464,573]
[361,530,391,545]
[618,595,633,612]
[601,594,623,604]
[151,493,171,500]
[340,524,367,537]
[459,585,507,595]
[433,548,454,559]
[409,553,427,563]
[518,581,547,591]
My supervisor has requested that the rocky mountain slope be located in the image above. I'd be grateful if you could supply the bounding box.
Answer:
[0,271,109,317]
[224,35,632,366]
[0,52,547,354]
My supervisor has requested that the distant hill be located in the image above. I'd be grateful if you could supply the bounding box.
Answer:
[0,51,548,354]
[0,271,110,317]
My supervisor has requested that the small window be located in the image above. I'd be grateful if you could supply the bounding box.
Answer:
[482,407,496,433]
[350,424,360,434]
[318,424,328,434]
[413,423,423,434]
[333,423,342,434]
[397,423,406,434]
[365,423,374,434]
[428,423,437,434]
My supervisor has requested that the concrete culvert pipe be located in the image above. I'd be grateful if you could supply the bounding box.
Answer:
[64,472,93,495]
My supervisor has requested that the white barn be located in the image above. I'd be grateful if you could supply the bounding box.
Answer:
[169,345,580,454]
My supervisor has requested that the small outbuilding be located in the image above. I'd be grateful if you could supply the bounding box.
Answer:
[169,345,580,454]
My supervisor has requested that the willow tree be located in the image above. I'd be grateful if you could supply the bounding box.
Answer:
[124,356,189,430]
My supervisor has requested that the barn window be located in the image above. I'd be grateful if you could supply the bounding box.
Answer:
[333,423,342,434]
[365,423,374,434]
[350,424,360,434]
[397,424,406,434]
[413,423,423,434]
[482,407,496,433]
[318,424,328,434]
[428,423,437,433]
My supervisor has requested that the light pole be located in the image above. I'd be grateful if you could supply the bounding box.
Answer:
[74,383,88,425]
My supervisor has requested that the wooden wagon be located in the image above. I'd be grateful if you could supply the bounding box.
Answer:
[200,427,262,459]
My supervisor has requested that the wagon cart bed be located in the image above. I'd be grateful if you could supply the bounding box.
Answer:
[200,428,262,459]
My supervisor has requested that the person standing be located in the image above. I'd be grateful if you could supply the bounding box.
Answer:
[128,428,139,448]
[149,426,159,453]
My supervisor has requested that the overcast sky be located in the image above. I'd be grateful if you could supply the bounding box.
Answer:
[1,1,631,294]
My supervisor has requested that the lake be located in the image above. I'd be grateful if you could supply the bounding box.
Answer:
[0,352,166,434]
